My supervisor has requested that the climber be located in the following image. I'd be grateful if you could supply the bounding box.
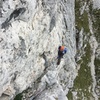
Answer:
[57,46,67,65]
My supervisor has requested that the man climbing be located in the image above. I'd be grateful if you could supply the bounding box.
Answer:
[57,46,67,65]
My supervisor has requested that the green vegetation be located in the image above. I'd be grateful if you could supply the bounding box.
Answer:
[14,88,29,100]
[89,2,100,42]
[89,2,100,99]
[75,0,90,33]
[94,58,100,98]
[67,42,93,100]
[67,0,96,100]
[67,90,73,100]
[73,43,93,99]
[94,58,100,83]
[14,93,23,100]
[92,9,100,42]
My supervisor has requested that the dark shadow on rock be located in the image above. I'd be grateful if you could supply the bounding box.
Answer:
[18,36,26,58]
[64,17,68,30]
[49,16,55,32]
[1,7,26,29]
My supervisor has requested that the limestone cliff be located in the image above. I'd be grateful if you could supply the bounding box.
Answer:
[0,0,76,100]
[0,0,100,100]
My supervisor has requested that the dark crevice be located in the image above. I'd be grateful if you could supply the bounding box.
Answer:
[0,0,3,17]
[76,28,80,50]
[49,15,56,32]
[11,71,19,82]
[20,0,26,5]
[28,48,31,53]
[18,36,26,58]
[1,7,26,29]
[64,17,68,30]
[13,36,27,59]
[41,51,50,67]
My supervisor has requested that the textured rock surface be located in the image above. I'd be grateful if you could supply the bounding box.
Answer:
[0,0,76,99]
[0,0,100,100]
[93,0,100,9]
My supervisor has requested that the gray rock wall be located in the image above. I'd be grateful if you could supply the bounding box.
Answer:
[0,0,76,100]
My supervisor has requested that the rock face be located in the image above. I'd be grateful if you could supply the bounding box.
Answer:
[0,0,76,99]
[1,0,100,100]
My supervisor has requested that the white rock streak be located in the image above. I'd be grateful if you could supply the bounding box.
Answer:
[89,14,98,100]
